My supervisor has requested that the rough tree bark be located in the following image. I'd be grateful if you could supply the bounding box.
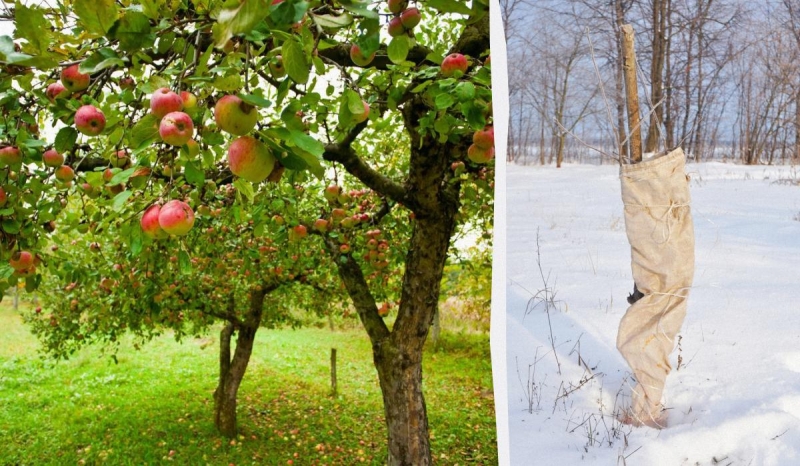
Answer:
[213,288,267,438]
[322,14,489,465]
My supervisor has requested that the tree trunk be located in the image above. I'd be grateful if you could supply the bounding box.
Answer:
[644,0,668,154]
[325,192,457,466]
[374,339,430,466]
[213,290,264,437]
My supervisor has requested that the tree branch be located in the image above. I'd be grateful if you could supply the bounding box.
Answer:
[323,235,390,343]
[317,41,433,70]
[322,123,409,207]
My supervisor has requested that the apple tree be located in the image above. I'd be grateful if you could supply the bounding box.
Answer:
[0,0,492,464]
[28,179,341,438]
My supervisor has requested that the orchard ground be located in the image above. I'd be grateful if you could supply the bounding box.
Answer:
[0,301,496,465]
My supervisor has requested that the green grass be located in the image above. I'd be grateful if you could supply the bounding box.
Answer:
[0,302,496,465]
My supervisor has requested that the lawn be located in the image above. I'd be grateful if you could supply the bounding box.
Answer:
[0,302,496,465]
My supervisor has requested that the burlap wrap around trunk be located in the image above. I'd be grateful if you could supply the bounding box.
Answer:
[617,148,694,426]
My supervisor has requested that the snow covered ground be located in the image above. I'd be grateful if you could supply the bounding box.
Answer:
[504,161,800,465]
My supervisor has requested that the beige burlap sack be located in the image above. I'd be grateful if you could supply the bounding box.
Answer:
[617,147,694,428]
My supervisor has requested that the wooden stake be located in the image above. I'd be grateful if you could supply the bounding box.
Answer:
[621,24,643,163]
[330,348,337,395]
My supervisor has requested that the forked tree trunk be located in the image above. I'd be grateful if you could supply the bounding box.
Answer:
[213,290,265,437]
[329,211,456,465]
[321,14,487,465]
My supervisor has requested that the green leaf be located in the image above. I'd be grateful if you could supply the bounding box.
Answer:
[295,151,324,179]
[194,44,215,76]
[434,117,450,135]
[275,150,307,171]
[339,0,378,19]
[0,264,14,280]
[233,178,255,203]
[388,36,409,64]
[79,48,124,74]
[212,0,270,48]
[288,130,324,157]
[140,0,161,19]
[345,89,364,114]
[435,93,455,110]
[2,219,20,234]
[0,36,57,68]
[238,93,272,108]
[130,226,143,256]
[312,12,353,29]
[111,190,132,212]
[184,161,205,186]
[109,11,154,52]
[178,250,192,274]
[271,0,310,25]
[24,274,40,293]
[21,139,46,149]
[109,167,136,185]
[454,82,476,102]
[427,0,473,15]
[282,38,309,85]
[74,0,119,35]
[463,102,487,130]
[14,3,50,54]
[54,127,78,154]
[130,114,160,149]
[213,74,243,91]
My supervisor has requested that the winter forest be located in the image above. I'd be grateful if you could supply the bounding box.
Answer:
[502,0,800,166]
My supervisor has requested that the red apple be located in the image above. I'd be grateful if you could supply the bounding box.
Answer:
[119,77,135,90]
[388,17,406,37]
[339,244,351,253]
[75,105,106,136]
[42,149,64,167]
[324,185,341,203]
[227,136,276,183]
[0,187,6,206]
[350,44,375,66]
[180,91,197,110]
[400,7,421,29]
[215,95,259,135]
[441,53,468,78]
[388,0,408,14]
[158,200,195,236]
[314,218,329,232]
[60,64,90,92]
[472,126,494,150]
[111,149,129,168]
[80,182,99,198]
[141,204,168,239]
[9,250,34,271]
[352,100,370,124]
[290,225,308,241]
[159,111,194,146]
[150,88,183,119]
[0,146,21,166]
[46,82,69,101]
[467,144,494,164]
[54,165,75,182]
